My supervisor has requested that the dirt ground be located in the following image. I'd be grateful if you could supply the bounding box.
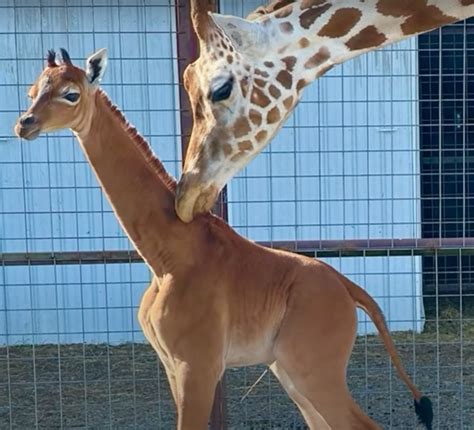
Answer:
[0,297,472,429]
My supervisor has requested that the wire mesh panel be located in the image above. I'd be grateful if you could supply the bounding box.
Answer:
[221,0,423,335]
[0,1,473,429]
[0,1,179,428]
[218,2,473,429]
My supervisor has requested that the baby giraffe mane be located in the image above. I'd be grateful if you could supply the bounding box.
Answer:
[97,89,177,193]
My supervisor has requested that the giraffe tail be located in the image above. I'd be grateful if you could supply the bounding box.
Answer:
[343,277,434,429]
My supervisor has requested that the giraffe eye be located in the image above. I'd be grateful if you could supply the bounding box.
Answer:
[209,77,234,103]
[63,92,80,103]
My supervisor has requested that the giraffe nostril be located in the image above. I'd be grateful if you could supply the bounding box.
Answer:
[20,115,36,127]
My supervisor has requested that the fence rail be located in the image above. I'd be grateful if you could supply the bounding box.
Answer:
[2,238,474,266]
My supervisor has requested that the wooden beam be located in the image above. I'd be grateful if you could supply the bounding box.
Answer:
[175,2,228,429]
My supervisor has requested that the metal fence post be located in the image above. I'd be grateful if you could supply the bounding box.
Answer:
[175,1,228,429]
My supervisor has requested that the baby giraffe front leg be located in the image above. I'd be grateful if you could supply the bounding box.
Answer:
[173,360,224,430]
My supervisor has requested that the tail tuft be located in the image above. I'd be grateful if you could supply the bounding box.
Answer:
[414,396,433,430]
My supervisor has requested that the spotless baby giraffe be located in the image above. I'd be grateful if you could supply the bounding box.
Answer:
[175,0,474,222]
[15,49,433,429]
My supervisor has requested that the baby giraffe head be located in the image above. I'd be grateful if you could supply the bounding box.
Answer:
[15,48,108,141]
[176,4,305,222]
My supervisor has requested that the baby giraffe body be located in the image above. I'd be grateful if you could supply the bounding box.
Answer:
[15,49,433,430]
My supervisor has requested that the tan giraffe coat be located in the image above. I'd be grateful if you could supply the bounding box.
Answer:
[175,0,474,222]
[15,49,433,429]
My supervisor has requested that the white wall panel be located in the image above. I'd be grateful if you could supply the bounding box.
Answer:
[0,1,424,345]
[0,1,179,344]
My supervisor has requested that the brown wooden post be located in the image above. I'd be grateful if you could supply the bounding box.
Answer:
[175,1,228,429]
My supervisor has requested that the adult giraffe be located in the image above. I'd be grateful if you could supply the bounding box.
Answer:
[15,49,432,429]
[175,0,474,222]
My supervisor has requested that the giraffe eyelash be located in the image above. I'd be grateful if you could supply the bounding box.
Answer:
[209,76,235,103]
[58,92,81,104]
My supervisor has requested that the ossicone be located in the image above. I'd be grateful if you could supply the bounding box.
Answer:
[59,48,72,65]
[47,49,57,67]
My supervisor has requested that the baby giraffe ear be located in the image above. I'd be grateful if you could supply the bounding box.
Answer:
[210,13,269,55]
[85,48,108,86]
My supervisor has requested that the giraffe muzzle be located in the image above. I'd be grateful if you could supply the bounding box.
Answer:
[175,173,219,223]
[14,115,42,141]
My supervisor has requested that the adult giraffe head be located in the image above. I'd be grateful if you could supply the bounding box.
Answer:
[176,0,474,222]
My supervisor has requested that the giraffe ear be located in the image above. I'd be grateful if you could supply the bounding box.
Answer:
[85,48,108,86]
[210,13,269,55]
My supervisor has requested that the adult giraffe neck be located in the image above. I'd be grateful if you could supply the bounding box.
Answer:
[74,90,183,274]
[263,0,474,82]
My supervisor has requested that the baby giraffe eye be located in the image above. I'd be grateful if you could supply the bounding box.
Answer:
[63,92,80,103]
[209,77,234,103]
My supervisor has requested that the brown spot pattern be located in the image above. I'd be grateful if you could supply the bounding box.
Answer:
[264,61,274,68]
[230,153,245,162]
[346,25,387,51]
[304,47,330,69]
[227,55,233,64]
[275,5,293,18]
[278,44,290,54]
[269,85,281,99]
[210,138,221,160]
[401,6,455,35]
[238,140,253,151]
[280,22,294,33]
[276,70,293,89]
[251,87,272,108]
[233,117,251,138]
[299,2,331,29]
[267,106,281,124]
[240,79,249,98]
[296,79,307,92]
[223,143,233,156]
[461,0,474,4]
[255,68,270,78]
[377,0,456,35]
[283,96,294,110]
[376,0,425,17]
[249,109,263,126]
[254,78,267,88]
[256,130,268,142]
[299,37,310,48]
[317,64,334,77]
[282,56,297,72]
[272,0,295,9]
[318,8,362,37]
[300,0,327,10]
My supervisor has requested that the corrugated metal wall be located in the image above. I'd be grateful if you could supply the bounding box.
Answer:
[0,0,423,345]
[0,0,180,344]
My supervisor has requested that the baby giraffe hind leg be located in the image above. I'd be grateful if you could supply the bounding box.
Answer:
[270,362,331,429]
[273,272,380,429]
[273,359,380,430]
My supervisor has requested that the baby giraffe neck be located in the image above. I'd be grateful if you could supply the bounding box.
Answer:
[75,91,181,273]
